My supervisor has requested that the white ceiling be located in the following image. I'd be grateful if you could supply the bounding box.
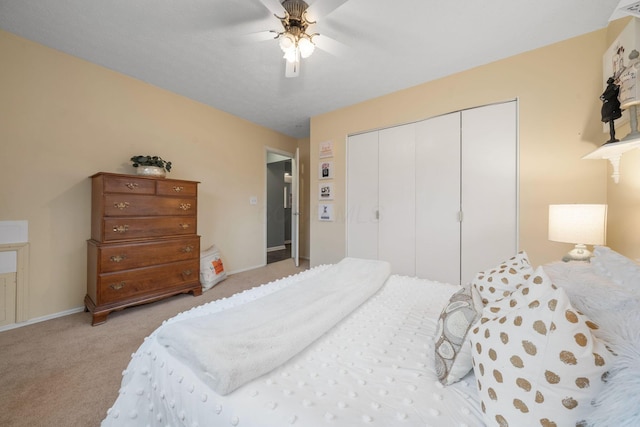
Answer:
[0,0,625,138]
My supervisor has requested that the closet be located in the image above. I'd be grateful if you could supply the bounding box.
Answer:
[346,101,518,285]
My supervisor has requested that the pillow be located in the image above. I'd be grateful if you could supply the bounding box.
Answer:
[544,261,636,326]
[434,285,482,385]
[586,307,640,427]
[470,266,612,427]
[543,260,640,426]
[472,251,534,305]
[591,246,640,290]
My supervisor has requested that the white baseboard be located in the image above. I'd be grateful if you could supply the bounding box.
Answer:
[227,263,266,275]
[266,245,286,252]
[0,306,85,332]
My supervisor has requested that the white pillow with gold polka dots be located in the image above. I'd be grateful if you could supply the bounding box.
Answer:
[469,266,612,427]
[472,251,533,305]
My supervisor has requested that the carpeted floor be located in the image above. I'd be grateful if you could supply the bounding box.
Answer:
[0,258,308,427]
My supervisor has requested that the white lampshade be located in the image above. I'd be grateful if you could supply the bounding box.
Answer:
[548,204,607,261]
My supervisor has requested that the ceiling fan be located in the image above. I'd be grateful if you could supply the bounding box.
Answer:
[249,0,349,77]
[272,0,317,77]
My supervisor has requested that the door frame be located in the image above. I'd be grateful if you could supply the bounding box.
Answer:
[265,147,298,265]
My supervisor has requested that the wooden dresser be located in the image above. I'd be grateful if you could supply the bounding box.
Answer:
[85,172,202,325]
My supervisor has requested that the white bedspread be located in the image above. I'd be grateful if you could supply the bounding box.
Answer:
[157,257,391,395]
[103,264,485,427]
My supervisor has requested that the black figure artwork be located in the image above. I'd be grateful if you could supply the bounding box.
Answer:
[601,76,623,144]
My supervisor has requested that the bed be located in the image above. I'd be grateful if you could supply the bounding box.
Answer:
[102,249,640,427]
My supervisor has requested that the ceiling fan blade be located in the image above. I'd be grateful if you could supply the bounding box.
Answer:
[313,34,349,57]
[259,0,286,16]
[306,0,349,20]
[209,14,276,38]
[229,30,277,45]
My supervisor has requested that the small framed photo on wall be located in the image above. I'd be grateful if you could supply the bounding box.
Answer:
[319,140,334,158]
[319,182,334,200]
[318,203,334,221]
[319,161,333,180]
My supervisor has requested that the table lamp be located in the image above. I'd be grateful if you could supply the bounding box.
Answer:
[548,204,607,262]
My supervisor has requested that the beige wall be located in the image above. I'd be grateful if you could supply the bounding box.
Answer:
[607,148,640,259]
[309,25,635,268]
[0,30,298,320]
[3,18,639,323]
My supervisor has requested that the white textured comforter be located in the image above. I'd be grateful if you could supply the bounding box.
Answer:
[157,258,391,395]
[103,262,485,427]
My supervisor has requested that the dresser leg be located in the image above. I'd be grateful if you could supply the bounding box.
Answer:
[91,311,109,326]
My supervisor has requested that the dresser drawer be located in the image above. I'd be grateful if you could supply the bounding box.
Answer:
[102,175,156,194]
[157,180,198,197]
[104,194,196,216]
[97,260,199,304]
[103,216,196,241]
[92,237,200,273]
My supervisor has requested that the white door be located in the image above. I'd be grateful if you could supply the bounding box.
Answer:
[292,148,300,266]
[346,132,379,260]
[378,124,416,276]
[461,101,518,283]
[415,112,462,283]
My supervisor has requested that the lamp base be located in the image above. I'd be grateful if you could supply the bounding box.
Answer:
[561,244,592,262]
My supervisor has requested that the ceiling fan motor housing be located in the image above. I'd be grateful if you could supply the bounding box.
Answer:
[282,0,309,20]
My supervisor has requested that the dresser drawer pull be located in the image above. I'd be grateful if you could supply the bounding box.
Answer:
[179,203,192,211]
[113,225,129,233]
[114,202,130,210]
[179,223,190,230]
[173,186,184,193]
[125,183,139,190]
[109,254,127,263]
[181,245,194,253]
[182,269,193,277]
[109,282,126,290]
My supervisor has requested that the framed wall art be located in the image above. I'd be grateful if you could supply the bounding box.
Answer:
[319,161,334,180]
[319,140,334,158]
[318,203,334,221]
[602,18,640,131]
[319,182,334,200]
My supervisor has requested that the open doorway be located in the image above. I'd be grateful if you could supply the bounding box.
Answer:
[266,150,296,264]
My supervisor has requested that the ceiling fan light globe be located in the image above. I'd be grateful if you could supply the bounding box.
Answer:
[279,33,296,52]
[298,37,315,58]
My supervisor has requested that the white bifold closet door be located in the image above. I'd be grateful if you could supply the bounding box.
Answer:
[378,124,416,276]
[346,101,517,284]
[415,111,462,283]
[346,131,379,261]
[346,125,418,277]
[460,102,518,283]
